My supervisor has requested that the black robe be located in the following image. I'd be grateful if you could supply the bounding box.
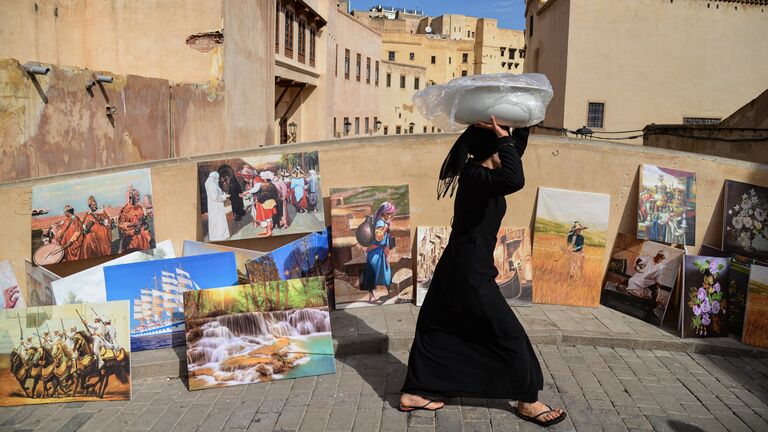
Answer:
[402,128,543,402]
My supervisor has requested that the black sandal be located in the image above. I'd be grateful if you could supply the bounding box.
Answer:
[397,396,444,412]
[516,404,567,427]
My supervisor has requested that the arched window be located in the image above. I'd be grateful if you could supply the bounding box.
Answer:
[275,1,281,53]
[309,26,317,67]
[298,17,307,63]
[285,8,294,58]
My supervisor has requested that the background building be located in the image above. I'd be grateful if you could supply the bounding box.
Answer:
[524,0,768,141]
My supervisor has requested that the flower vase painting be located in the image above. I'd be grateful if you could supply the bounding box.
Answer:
[681,255,730,338]
[723,180,768,262]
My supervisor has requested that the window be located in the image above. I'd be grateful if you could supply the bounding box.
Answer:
[528,15,534,37]
[414,77,420,90]
[366,57,371,84]
[356,54,361,81]
[400,75,406,89]
[335,44,339,77]
[374,116,378,131]
[383,126,388,135]
[365,117,370,134]
[409,52,415,61]
[467,30,470,38]
[396,126,402,134]
[520,49,526,59]
[423,126,427,133]
[309,26,316,66]
[461,70,468,77]
[343,116,349,136]
[275,2,281,53]
[375,61,379,86]
[333,117,337,137]
[355,117,360,135]
[500,47,506,56]
[509,48,516,60]
[431,126,435,133]
[448,57,452,64]
[297,18,306,63]
[683,117,722,125]
[587,102,605,128]
[388,51,396,61]
[344,49,350,79]
[462,53,468,63]
[284,9,294,58]
[409,123,414,134]
[386,73,392,87]
[431,55,436,64]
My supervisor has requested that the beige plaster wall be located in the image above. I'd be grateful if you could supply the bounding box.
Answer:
[2,134,767,300]
[0,58,171,183]
[0,0,223,84]
[527,0,768,137]
[378,61,429,135]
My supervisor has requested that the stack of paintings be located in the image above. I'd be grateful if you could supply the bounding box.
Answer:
[329,185,413,308]
[0,301,132,406]
[416,227,533,307]
[103,253,238,351]
[183,277,334,390]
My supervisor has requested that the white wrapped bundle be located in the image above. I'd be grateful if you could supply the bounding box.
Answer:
[413,73,553,131]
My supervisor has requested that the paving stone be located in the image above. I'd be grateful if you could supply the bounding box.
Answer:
[274,405,307,431]
[246,412,279,432]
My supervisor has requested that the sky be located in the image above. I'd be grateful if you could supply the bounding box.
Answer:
[537,187,611,231]
[32,168,153,214]
[349,0,526,30]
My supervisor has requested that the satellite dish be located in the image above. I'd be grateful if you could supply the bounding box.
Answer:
[425,26,432,33]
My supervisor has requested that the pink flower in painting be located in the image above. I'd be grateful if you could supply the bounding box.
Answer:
[712,301,720,314]
[713,282,721,293]
[701,298,711,314]
[702,314,711,326]
[693,305,701,316]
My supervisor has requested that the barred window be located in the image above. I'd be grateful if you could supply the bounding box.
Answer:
[587,102,605,128]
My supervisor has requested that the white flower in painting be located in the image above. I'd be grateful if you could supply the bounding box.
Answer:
[744,217,754,229]
[738,232,751,248]
[755,208,766,222]
[728,209,733,215]
[742,197,753,210]
[756,221,763,231]
[732,216,744,230]
[735,205,740,212]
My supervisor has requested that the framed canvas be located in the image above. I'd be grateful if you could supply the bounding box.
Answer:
[680,255,730,338]
[723,180,768,262]
[638,165,696,246]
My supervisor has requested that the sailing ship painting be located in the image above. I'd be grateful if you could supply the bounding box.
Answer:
[104,253,238,351]
[183,277,334,390]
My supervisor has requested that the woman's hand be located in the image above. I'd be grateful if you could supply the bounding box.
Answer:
[475,116,510,138]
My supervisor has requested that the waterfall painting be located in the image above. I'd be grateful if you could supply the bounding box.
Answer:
[183,277,334,390]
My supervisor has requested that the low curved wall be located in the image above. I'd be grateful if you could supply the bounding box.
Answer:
[2,134,767,296]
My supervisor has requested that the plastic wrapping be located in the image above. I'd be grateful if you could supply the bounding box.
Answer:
[412,73,554,131]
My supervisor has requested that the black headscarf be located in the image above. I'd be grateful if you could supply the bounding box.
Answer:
[437,125,508,199]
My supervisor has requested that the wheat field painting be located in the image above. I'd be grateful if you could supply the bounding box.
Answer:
[742,264,768,348]
[533,187,611,307]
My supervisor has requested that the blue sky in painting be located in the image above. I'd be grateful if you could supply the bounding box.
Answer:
[267,229,330,277]
[32,168,153,216]
[103,252,238,330]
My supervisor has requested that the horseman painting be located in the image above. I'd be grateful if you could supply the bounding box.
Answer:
[0,301,131,407]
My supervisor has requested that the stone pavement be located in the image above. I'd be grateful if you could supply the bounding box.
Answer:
[132,304,768,381]
[3,345,768,431]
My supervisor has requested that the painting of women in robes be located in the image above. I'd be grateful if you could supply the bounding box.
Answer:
[197,153,324,242]
[637,165,696,246]
[204,172,231,242]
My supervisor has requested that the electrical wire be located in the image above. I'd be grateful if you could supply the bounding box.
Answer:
[534,124,768,143]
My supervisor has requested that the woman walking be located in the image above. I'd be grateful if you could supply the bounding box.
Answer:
[400,117,566,427]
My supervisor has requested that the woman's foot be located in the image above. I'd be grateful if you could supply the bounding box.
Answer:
[517,401,566,427]
[398,393,444,412]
